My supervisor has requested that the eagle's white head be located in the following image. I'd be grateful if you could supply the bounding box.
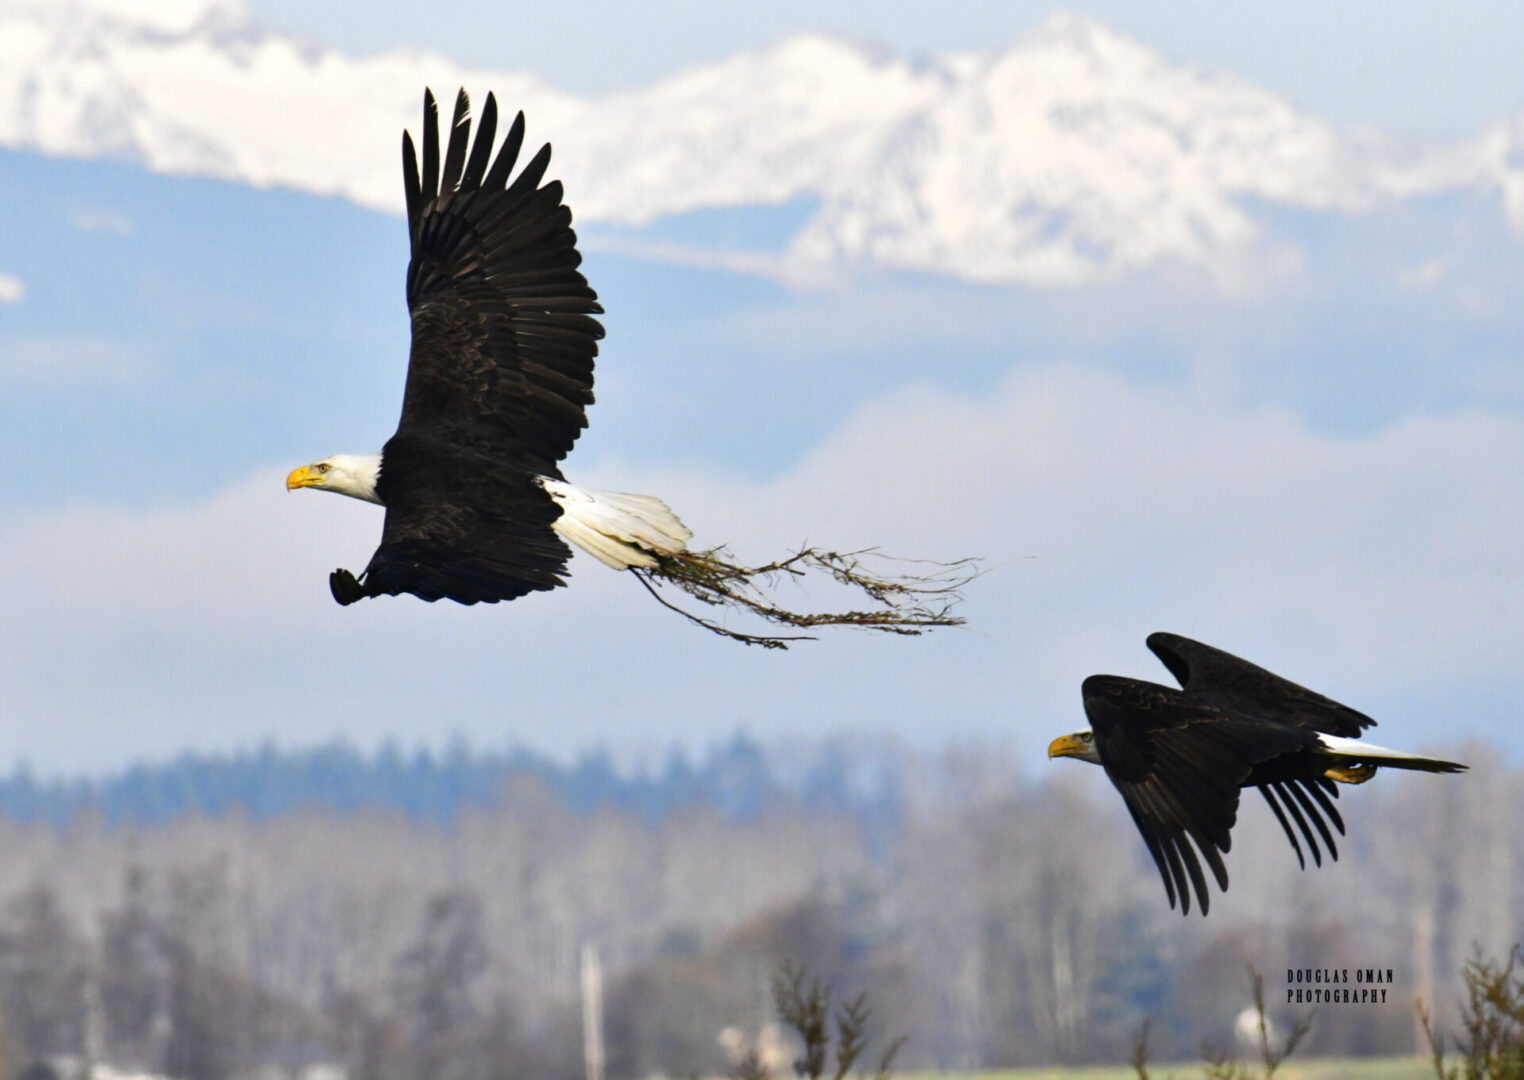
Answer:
[1048,730,1102,765]
[286,453,384,505]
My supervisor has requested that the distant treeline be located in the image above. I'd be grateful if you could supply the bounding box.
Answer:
[0,735,1504,1078]
[0,733,904,828]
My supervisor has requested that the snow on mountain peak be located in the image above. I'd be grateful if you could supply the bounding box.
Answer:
[1022,11,1144,60]
[790,10,1365,284]
[0,1,1518,287]
[17,0,248,37]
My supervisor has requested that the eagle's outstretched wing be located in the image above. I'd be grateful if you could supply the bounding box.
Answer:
[1082,674,1322,915]
[1146,631,1375,737]
[393,88,602,475]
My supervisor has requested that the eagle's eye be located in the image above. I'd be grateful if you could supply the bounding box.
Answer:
[317,463,332,473]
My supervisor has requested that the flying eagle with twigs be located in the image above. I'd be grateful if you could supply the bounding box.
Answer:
[1047,632,1465,916]
[287,88,974,645]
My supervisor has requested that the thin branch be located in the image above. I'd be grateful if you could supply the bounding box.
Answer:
[1130,1018,1152,1080]
[833,994,869,1080]
[630,566,810,649]
[630,546,981,649]
[1417,999,1449,1080]
[773,961,830,1079]
[873,1035,906,1080]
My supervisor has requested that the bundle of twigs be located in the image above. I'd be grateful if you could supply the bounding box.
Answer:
[630,544,980,648]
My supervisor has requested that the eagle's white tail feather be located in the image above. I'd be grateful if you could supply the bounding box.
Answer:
[1315,733,1460,770]
[1316,734,1421,761]
[539,478,692,570]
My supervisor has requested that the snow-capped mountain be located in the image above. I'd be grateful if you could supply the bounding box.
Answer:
[4,0,1523,286]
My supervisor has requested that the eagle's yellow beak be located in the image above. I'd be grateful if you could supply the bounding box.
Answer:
[1048,734,1087,759]
[286,465,321,491]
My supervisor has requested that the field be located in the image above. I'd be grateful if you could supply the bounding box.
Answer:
[907,1058,1436,1080]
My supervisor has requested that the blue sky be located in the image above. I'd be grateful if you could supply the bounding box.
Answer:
[0,2,1521,776]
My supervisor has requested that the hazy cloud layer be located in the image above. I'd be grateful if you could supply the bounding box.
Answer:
[0,336,150,384]
[3,365,1516,773]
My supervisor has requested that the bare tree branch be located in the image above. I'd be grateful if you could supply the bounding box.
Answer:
[1417,998,1449,1080]
[1248,964,1311,1078]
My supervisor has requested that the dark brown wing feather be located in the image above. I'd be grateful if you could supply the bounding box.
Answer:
[349,87,603,605]
[1083,674,1322,916]
[1146,631,1375,737]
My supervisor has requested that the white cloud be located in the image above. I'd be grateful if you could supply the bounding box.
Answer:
[0,366,1518,773]
[580,235,797,282]
[66,205,135,236]
[0,273,24,304]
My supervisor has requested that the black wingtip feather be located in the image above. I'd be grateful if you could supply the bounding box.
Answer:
[1135,785,1197,916]
[1300,776,1346,836]
[1147,835,1177,911]
[402,131,422,237]
[1274,780,1324,867]
[503,143,553,205]
[1260,784,1307,870]
[460,93,498,193]
[1179,833,1210,916]
[439,88,471,195]
[484,110,526,191]
[1122,800,1178,911]
[421,89,440,203]
[1159,832,1189,915]
[1287,779,1339,862]
[1198,831,1229,892]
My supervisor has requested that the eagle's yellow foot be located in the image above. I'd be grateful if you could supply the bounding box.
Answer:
[1324,763,1377,784]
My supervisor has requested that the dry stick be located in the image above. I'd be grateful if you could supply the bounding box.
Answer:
[1417,999,1448,1080]
[630,569,813,649]
[630,546,981,649]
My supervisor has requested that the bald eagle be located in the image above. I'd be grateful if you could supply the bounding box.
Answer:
[1048,632,1465,915]
[287,88,691,606]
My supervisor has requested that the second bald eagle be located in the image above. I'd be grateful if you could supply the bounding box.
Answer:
[1049,633,1465,916]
